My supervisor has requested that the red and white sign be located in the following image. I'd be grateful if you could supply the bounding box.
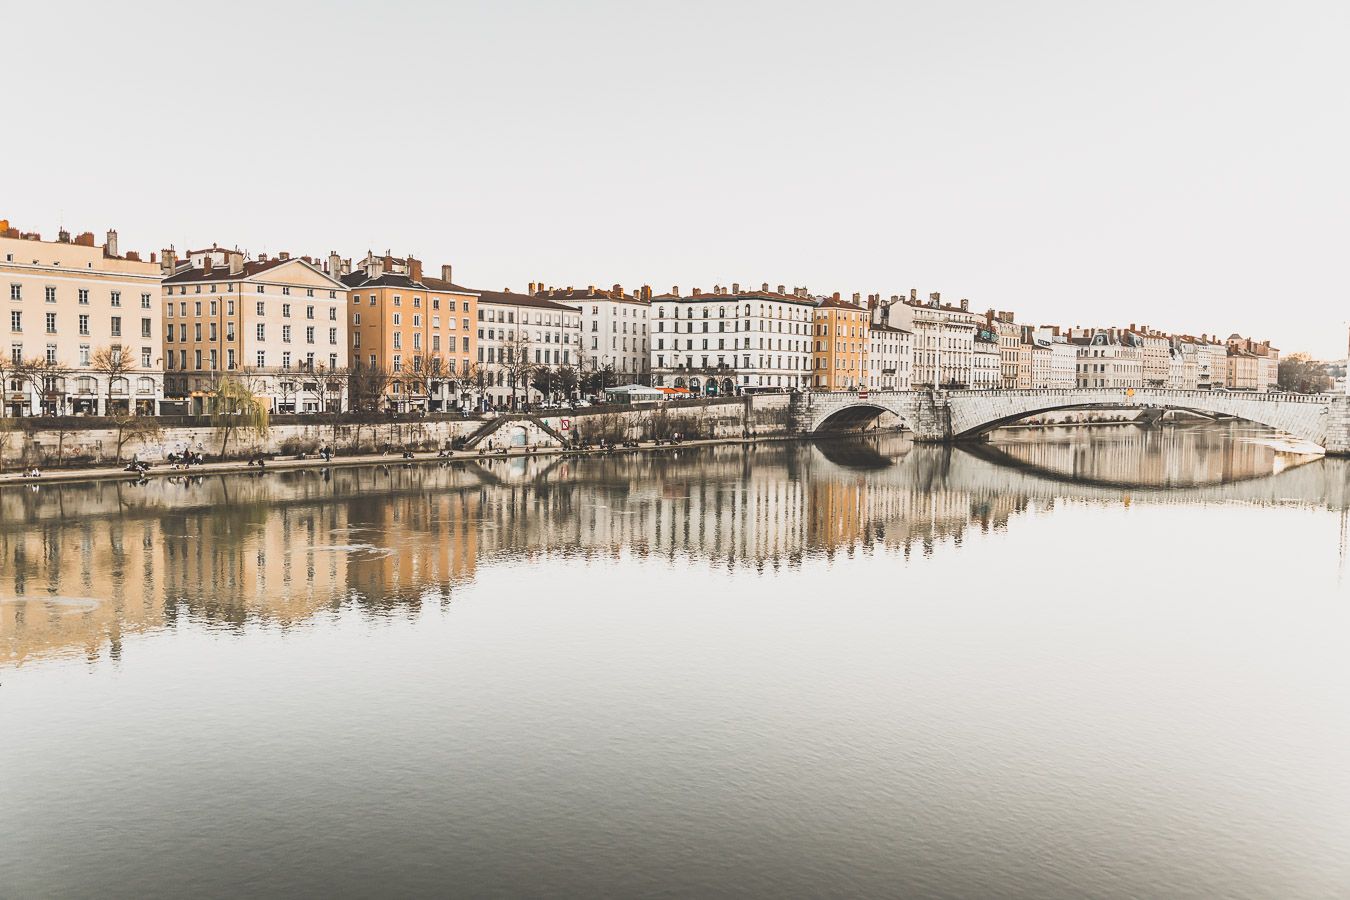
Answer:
[560,418,571,431]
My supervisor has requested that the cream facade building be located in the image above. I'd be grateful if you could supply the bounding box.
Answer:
[2,220,163,415]
[874,291,980,389]
[163,247,349,414]
[1071,328,1144,388]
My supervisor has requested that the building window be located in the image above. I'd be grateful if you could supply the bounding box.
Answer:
[141,293,152,309]
[305,326,314,344]
[10,310,21,332]
[111,291,121,307]
[256,324,266,341]
[79,345,90,366]
[45,312,56,334]
[141,348,151,369]
[282,325,292,343]
[257,351,266,368]
[44,286,56,303]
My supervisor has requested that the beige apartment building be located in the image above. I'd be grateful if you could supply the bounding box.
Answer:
[2,220,163,415]
[162,247,349,414]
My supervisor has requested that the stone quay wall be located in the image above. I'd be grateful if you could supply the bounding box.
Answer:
[0,394,799,469]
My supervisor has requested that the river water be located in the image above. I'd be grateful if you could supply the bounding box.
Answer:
[3,422,1349,898]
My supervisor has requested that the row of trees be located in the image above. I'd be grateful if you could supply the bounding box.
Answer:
[0,346,144,416]
[1277,353,1336,394]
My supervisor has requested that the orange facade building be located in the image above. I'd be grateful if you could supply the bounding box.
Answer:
[812,294,869,390]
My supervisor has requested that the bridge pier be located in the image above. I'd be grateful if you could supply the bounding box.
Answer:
[1327,396,1350,456]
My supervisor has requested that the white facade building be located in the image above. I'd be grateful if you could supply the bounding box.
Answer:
[972,329,1001,389]
[473,289,582,408]
[650,284,814,394]
[539,285,650,382]
[866,323,912,390]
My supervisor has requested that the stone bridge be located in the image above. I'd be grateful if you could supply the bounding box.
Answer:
[790,388,1350,455]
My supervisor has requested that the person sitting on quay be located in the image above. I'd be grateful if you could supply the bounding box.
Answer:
[401,448,415,460]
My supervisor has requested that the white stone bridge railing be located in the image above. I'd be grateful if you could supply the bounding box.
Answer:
[790,388,1350,455]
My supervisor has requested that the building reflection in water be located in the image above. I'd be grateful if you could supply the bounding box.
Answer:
[2,423,1342,667]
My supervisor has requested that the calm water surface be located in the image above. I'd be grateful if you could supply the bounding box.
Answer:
[3,422,1349,898]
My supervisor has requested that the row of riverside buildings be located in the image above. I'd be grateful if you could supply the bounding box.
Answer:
[0,218,1283,417]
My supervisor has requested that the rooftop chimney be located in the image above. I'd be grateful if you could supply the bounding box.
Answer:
[732,282,740,294]
[58,228,71,243]
[852,292,860,303]
[960,298,969,311]
[161,247,177,276]
[407,257,422,281]
[441,264,453,283]
[228,250,244,276]
[671,285,680,297]
[105,229,119,258]
[777,284,785,294]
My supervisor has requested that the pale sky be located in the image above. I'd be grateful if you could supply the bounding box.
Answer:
[6,0,1347,356]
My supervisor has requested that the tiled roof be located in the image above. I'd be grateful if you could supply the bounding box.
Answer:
[420,275,479,295]
[163,258,289,284]
[471,288,582,312]
[340,271,425,290]
[535,287,649,305]
[815,296,866,311]
[650,289,814,304]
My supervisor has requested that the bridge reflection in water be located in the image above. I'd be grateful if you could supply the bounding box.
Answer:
[1,422,1343,667]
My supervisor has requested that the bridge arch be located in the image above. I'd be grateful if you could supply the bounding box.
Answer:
[812,402,915,434]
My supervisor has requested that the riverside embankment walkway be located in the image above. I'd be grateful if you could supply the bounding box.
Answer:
[0,434,799,487]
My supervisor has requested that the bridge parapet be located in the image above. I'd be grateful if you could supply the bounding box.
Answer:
[793,388,1350,455]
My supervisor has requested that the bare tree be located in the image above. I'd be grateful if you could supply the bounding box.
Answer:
[503,328,535,408]
[0,353,10,418]
[348,363,392,415]
[461,360,489,412]
[19,357,72,416]
[112,414,163,462]
[89,346,135,417]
